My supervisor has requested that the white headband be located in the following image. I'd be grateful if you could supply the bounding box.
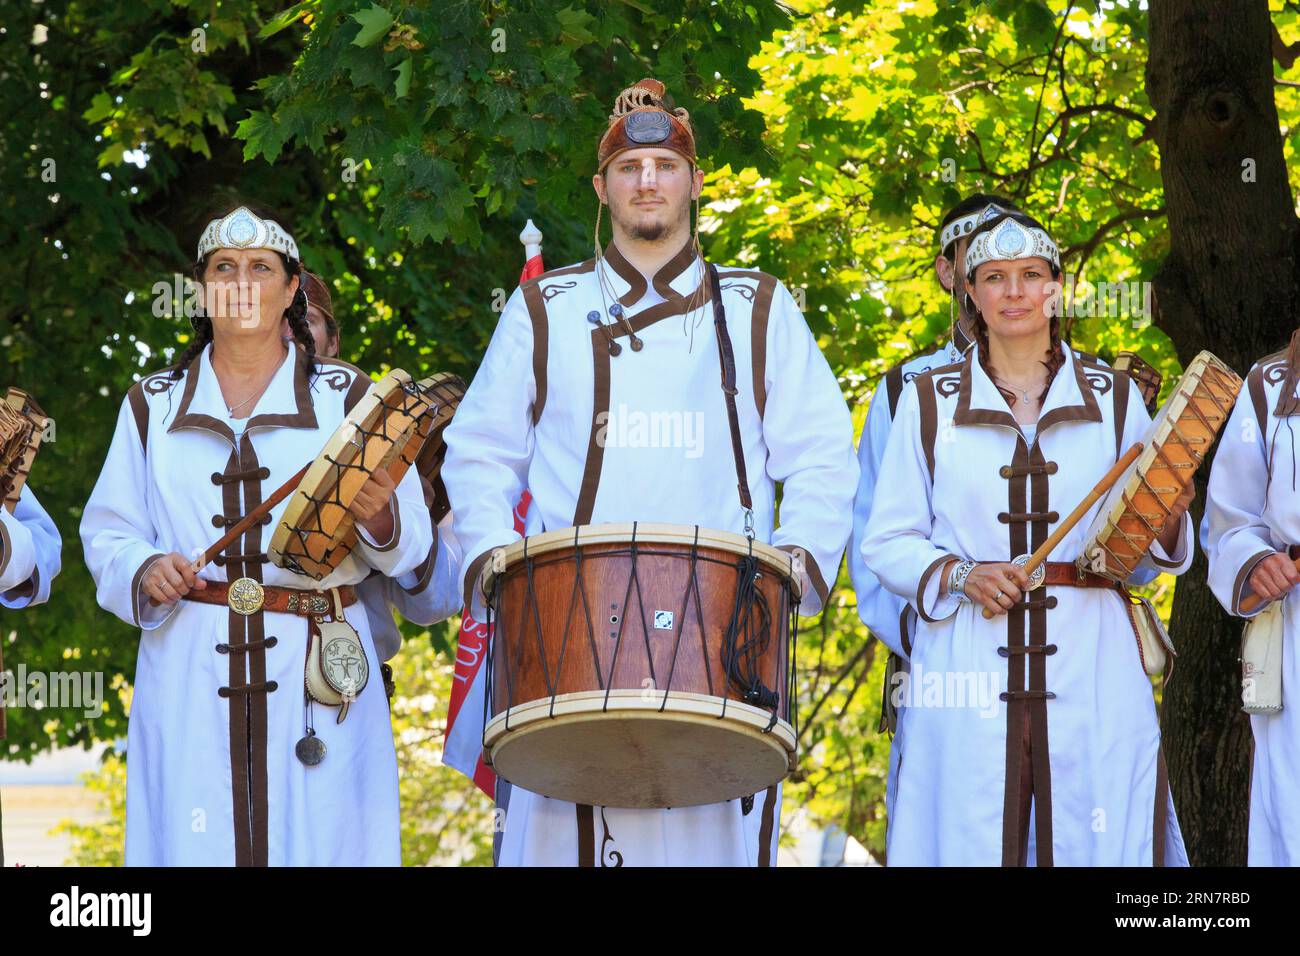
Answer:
[964,215,1060,279]
[196,206,299,261]
[938,202,1009,254]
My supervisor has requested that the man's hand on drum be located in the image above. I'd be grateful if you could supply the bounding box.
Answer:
[952,561,1031,618]
[350,468,397,543]
[1156,482,1196,554]
[143,552,207,605]
[1248,552,1300,605]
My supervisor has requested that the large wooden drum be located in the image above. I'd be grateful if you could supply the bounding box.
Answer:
[1079,350,1242,581]
[481,523,801,809]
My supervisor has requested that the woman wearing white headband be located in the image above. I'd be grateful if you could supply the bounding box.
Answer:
[862,210,1194,866]
[80,203,434,866]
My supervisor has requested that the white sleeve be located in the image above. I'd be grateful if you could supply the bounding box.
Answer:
[386,511,462,626]
[760,281,859,616]
[1116,377,1194,584]
[354,461,435,579]
[1203,376,1276,617]
[0,486,62,608]
[848,379,910,656]
[861,383,964,623]
[79,394,176,630]
[442,288,535,619]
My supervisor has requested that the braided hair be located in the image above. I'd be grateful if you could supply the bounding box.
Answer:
[172,203,315,380]
[963,210,1065,406]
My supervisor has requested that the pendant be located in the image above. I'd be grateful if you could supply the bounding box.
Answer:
[630,337,643,352]
[607,340,622,356]
[296,731,326,766]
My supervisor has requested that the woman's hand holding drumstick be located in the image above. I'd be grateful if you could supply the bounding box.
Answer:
[938,442,1145,620]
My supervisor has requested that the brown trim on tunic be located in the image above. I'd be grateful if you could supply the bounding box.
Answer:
[401,519,439,597]
[336,363,372,416]
[777,543,829,608]
[1111,369,1130,461]
[601,242,648,306]
[237,433,271,868]
[1001,437,1031,866]
[1035,348,1103,433]
[1026,442,1054,866]
[915,552,961,623]
[245,346,318,432]
[463,549,493,613]
[916,374,940,481]
[1233,548,1276,616]
[220,446,254,867]
[130,552,167,627]
[750,275,777,420]
[576,804,596,867]
[758,783,779,867]
[1153,744,1170,866]
[884,364,907,419]
[1246,360,1271,431]
[127,380,150,452]
[521,279,549,425]
[0,520,11,582]
[650,238,700,301]
[360,498,401,552]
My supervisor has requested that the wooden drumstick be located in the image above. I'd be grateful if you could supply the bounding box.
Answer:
[980,442,1144,619]
[1239,562,1299,614]
[147,461,310,607]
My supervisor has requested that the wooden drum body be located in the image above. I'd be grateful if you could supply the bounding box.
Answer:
[482,523,801,809]
[1080,350,1242,581]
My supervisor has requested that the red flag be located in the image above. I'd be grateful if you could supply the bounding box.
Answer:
[444,221,543,797]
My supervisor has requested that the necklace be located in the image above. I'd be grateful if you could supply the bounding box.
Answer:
[993,374,1042,406]
[220,360,282,417]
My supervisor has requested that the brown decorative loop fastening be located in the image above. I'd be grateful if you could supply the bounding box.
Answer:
[998,643,1059,657]
[217,680,279,697]
[1009,595,1059,611]
[213,552,270,567]
[1000,690,1057,701]
[999,462,1059,478]
[211,467,270,485]
[997,511,1060,524]
[215,637,278,655]
[212,514,272,528]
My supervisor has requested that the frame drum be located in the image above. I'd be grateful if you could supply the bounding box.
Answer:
[481,522,801,808]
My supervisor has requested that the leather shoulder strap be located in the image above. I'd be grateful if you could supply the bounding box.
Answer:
[709,262,753,515]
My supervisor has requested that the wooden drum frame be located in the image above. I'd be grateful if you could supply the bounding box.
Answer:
[481,522,802,809]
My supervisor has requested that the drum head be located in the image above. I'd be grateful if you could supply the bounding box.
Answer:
[485,691,795,808]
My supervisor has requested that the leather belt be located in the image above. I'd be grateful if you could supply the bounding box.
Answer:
[1039,561,1116,589]
[182,578,358,617]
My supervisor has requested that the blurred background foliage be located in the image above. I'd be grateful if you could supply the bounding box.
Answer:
[6,0,1299,863]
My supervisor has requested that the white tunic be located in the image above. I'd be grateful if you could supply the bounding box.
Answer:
[443,240,859,866]
[862,345,1190,866]
[1202,349,1300,866]
[0,486,62,608]
[80,344,432,866]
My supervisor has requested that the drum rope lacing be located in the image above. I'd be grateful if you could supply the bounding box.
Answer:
[483,524,802,740]
[1086,367,1236,575]
[278,379,445,577]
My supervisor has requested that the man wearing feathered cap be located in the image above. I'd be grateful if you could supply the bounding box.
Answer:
[443,78,859,866]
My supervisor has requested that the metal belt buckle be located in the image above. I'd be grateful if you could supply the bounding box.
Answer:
[228,576,265,615]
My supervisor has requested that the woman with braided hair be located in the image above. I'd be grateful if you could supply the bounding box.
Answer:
[80,204,433,866]
[862,210,1194,866]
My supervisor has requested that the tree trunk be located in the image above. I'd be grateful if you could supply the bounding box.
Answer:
[1146,0,1299,865]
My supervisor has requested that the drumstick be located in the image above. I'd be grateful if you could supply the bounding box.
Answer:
[147,461,310,606]
[980,441,1144,619]
[1240,563,1299,614]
